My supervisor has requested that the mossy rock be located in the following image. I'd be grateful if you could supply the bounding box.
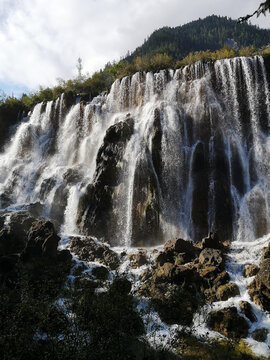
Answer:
[216,282,240,301]
[175,331,262,359]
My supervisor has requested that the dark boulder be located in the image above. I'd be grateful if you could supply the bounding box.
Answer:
[69,236,119,269]
[110,278,132,295]
[21,220,60,261]
[244,264,259,278]
[8,211,36,237]
[26,202,44,218]
[208,307,249,339]
[0,211,36,256]
[128,249,148,268]
[164,238,196,256]
[199,248,224,269]
[197,268,230,303]
[155,250,174,266]
[262,242,270,260]
[155,238,196,266]
[251,328,268,342]
[249,258,270,311]
[239,301,257,323]
[201,233,223,250]
[216,282,240,301]
[92,265,109,281]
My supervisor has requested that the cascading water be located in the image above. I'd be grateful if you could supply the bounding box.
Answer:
[0,55,269,249]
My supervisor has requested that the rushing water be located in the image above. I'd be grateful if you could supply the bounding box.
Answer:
[0,56,269,247]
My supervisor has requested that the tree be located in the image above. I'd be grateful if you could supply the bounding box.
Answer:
[238,0,270,22]
[76,57,83,82]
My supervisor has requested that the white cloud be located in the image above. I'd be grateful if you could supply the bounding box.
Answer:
[0,0,269,91]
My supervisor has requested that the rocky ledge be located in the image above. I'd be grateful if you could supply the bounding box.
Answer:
[137,234,236,326]
[0,211,72,286]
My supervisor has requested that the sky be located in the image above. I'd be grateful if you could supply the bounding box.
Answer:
[0,0,269,97]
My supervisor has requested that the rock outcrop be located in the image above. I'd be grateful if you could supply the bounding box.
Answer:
[0,213,72,285]
[208,307,249,339]
[69,236,119,269]
[76,115,134,244]
[249,242,270,311]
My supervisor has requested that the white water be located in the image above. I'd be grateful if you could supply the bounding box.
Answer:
[0,56,269,246]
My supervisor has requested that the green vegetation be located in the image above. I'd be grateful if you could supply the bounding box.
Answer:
[126,15,270,62]
[175,331,262,359]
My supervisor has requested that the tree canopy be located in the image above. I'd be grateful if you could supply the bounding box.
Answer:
[238,0,270,22]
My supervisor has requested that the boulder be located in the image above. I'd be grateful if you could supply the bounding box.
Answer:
[128,249,147,268]
[164,238,196,257]
[201,233,222,250]
[154,263,198,286]
[8,211,36,237]
[175,252,193,266]
[69,236,119,269]
[155,238,196,267]
[213,271,230,288]
[21,220,60,261]
[257,258,270,289]
[262,243,270,260]
[216,282,240,301]
[155,250,174,266]
[198,270,230,303]
[199,248,224,269]
[208,307,249,339]
[57,249,72,265]
[239,301,257,323]
[92,266,109,281]
[244,264,259,277]
[0,212,36,256]
[110,278,132,295]
[251,328,268,342]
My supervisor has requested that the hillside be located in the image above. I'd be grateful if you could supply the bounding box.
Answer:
[125,15,270,61]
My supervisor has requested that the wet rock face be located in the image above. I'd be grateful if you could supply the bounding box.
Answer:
[216,282,240,301]
[249,253,270,312]
[244,264,259,277]
[239,301,257,323]
[139,238,202,326]
[191,142,209,241]
[201,233,223,250]
[21,220,60,261]
[69,236,119,269]
[128,249,148,268]
[208,307,249,339]
[156,238,197,266]
[252,328,268,342]
[0,213,72,285]
[76,116,134,244]
[0,212,36,256]
[198,248,225,269]
[138,234,231,325]
[91,265,109,280]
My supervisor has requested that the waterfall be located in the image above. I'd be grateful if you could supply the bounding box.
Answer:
[0,55,269,246]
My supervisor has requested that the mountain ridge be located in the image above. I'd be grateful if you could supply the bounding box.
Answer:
[125,15,270,62]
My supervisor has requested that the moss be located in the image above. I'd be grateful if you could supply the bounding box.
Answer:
[175,332,262,360]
